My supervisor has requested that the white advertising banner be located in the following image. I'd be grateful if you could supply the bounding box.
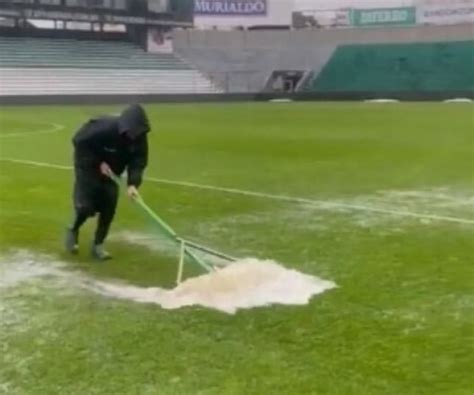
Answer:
[194,0,293,29]
[417,0,474,25]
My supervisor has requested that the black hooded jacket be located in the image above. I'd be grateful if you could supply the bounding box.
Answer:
[73,104,150,187]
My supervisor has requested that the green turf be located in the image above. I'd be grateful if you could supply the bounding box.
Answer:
[0,102,473,394]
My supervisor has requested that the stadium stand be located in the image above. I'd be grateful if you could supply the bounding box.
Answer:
[0,37,220,95]
[304,41,474,93]
[174,24,474,93]
[176,46,335,93]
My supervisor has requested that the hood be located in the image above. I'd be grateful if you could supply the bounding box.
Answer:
[118,104,150,139]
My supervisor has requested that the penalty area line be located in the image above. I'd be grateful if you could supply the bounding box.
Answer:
[0,123,65,138]
[1,157,473,225]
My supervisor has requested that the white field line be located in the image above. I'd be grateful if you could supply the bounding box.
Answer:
[0,123,65,138]
[1,157,473,225]
[147,177,474,225]
[1,158,72,170]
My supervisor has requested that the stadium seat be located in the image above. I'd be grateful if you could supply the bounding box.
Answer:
[303,41,474,92]
[0,37,221,95]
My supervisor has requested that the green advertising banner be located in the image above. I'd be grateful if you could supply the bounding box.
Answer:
[351,7,416,27]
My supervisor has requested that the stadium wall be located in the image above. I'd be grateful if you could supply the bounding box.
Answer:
[1,90,472,106]
[174,23,474,92]
[175,23,473,48]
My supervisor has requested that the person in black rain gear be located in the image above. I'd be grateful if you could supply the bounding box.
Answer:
[65,104,150,260]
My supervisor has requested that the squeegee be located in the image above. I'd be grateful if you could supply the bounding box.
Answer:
[110,174,237,283]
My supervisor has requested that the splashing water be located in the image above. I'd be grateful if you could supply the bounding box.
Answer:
[1,251,337,315]
[94,258,337,314]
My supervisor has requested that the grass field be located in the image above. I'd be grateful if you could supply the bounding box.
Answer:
[0,102,473,394]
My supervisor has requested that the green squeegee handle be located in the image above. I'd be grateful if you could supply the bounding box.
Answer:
[109,174,213,273]
[133,195,214,273]
[133,195,177,239]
